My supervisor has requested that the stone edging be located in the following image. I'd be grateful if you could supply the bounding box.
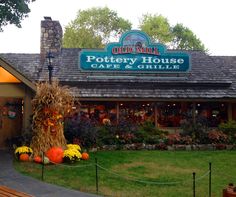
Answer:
[90,144,236,151]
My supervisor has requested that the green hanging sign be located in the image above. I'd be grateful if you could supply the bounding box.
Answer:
[79,30,191,73]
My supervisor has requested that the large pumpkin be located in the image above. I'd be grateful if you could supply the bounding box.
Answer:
[34,156,42,163]
[19,154,29,162]
[46,147,64,164]
[81,152,89,160]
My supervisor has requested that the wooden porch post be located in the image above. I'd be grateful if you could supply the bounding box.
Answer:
[228,103,232,121]
[116,102,120,125]
[154,103,158,128]
[192,102,196,124]
[23,89,33,131]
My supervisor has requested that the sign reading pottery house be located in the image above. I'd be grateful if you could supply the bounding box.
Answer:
[79,30,191,72]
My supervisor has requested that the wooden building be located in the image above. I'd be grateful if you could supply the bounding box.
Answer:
[1,17,236,148]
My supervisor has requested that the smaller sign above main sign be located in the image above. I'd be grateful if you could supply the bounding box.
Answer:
[79,30,191,73]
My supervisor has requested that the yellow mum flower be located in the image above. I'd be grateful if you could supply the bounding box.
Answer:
[67,144,81,151]
[63,149,82,162]
[15,146,33,155]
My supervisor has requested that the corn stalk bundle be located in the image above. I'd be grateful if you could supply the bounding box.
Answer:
[30,80,74,156]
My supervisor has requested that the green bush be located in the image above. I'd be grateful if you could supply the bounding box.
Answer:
[180,116,209,144]
[135,121,167,144]
[96,124,116,146]
[219,120,236,135]
[64,116,98,148]
[218,121,236,144]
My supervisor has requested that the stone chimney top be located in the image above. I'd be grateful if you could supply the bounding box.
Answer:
[44,16,52,20]
[40,17,62,65]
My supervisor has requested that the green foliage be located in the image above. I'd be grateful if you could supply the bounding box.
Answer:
[63,27,103,48]
[63,7,206,51]
[0,0,35,31]
[139,14,173,43]
[136,121,167,144]
[219,120,236,135]
[171,23,207,51]
[64,117,98,148]
[96,124,116,146]
[63,7,132,48]
[139,14,207,51]
[181,117,209,143]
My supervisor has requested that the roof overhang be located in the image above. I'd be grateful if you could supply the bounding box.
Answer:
[0,57,36,91]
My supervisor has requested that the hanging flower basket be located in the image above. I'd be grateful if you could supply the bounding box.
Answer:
[8,110,16,119]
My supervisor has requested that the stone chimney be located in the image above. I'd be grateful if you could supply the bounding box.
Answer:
[40,16,63,65]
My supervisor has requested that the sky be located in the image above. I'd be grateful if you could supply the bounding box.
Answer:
[0,0,236,55]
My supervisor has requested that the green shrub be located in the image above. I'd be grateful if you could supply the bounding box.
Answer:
[219,120,236,135]
[64,116,98,148]
[180,116,209,144]
[135,121,167,144]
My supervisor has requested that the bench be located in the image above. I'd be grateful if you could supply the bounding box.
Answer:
[0,185,34,197]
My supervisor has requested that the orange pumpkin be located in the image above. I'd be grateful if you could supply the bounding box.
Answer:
[81,152,89,160]
[19,154,29,162]
[34,156,42,163]
[46,147,64,164]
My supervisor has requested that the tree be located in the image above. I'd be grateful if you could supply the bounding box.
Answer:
[139,14,207,51]
[63,7,132,48]
[139,14,173,44]
[0,0,35,31]
[171,23,206,51]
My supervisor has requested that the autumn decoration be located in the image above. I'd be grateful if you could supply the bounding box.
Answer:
[19,153,30,162]
[46,147,64,164]
[63,144,82,163]
[81,152,90,160]
[30,81,73,156]
[33,156,42,163]
[14,146,33,160]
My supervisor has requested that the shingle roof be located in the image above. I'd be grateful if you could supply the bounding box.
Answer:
[0,53,41,81]
[1,49,236,99]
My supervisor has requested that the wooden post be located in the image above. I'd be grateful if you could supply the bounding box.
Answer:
[193,172,196,197]
[228,103,232,121]
[209,162,212,197]
[192,102,196,124]
[154,103,158,128]
[116,102,119,125]
[95,158,99,194]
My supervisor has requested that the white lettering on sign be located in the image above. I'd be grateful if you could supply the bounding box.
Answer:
[141,57,184,64]
[86,55,137,65]
[91,64,120,69]
[137,64,180,70]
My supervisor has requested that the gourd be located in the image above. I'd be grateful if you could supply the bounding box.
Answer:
[19,154,29,162]
[43,156,50,164]
[81,152,89,160]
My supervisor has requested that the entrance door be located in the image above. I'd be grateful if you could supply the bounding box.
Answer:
[0,98,23,149]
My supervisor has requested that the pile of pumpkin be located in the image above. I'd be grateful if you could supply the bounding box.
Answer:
[15,144,89,164]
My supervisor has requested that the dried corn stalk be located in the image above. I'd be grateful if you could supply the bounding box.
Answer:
[31,80,74,156]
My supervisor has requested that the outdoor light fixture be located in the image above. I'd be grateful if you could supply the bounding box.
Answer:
[46,51,54,84]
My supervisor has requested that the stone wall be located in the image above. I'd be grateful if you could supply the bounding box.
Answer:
[40,17,63,65]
